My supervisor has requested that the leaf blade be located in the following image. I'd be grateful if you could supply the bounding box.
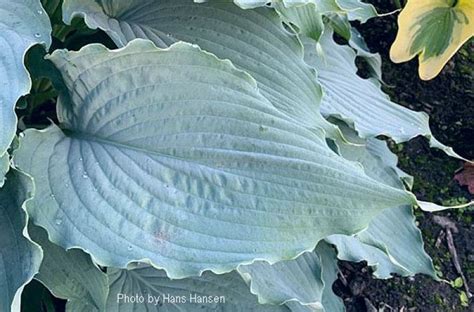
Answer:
[14,40,414,278]
[305,28,465,160]
[0,0,52,157]
[29,225,108,312]
[0,169,42,312]
[107,265,288,311]
[390,0,474,80]
[61,0,340,138]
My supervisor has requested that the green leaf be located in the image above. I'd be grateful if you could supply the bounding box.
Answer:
[451,277,463,288]
[29,225,108,312]
[0,0,51,157]
[61,0,340,138]
[459,290,469,307]
[0,169,42,312]
[106,264,288,311]
[326,124,436,279]
[14,40,414,278]
[304,28,465,160]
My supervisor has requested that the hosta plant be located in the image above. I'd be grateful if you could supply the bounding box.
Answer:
[0,0,472,311]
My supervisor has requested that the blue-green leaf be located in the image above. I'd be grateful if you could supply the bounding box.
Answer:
[348,28,383,81]
[196,0,314,10]
[29,225,108,312]
[106,264,288,311]
[0,153,8,187]
[14,40,414,278]
[0,169,42,312]
[0,0,51,158]
[336,0,378,22]
[305,28,464,160]
[61,0,340,138]
[239,242,344,311]
[326,124,436,279]
[234,127,433,309]
[239,252,325,309]
[274,2,325,42]
[318,242,344,312]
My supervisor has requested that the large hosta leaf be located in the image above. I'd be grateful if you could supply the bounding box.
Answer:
[0,0,51,158]
[29,225,108,311]
[61,0,340,138]
[14,40,414,278]
[0,169,42,312]
[107,264,288,311]
[390,0,474,80]
[305,28,464,159]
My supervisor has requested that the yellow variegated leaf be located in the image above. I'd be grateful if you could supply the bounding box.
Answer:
[390,0,474,80]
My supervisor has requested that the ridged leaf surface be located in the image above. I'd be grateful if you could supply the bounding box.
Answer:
[62,0,339,137]
[14,40,413,278]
